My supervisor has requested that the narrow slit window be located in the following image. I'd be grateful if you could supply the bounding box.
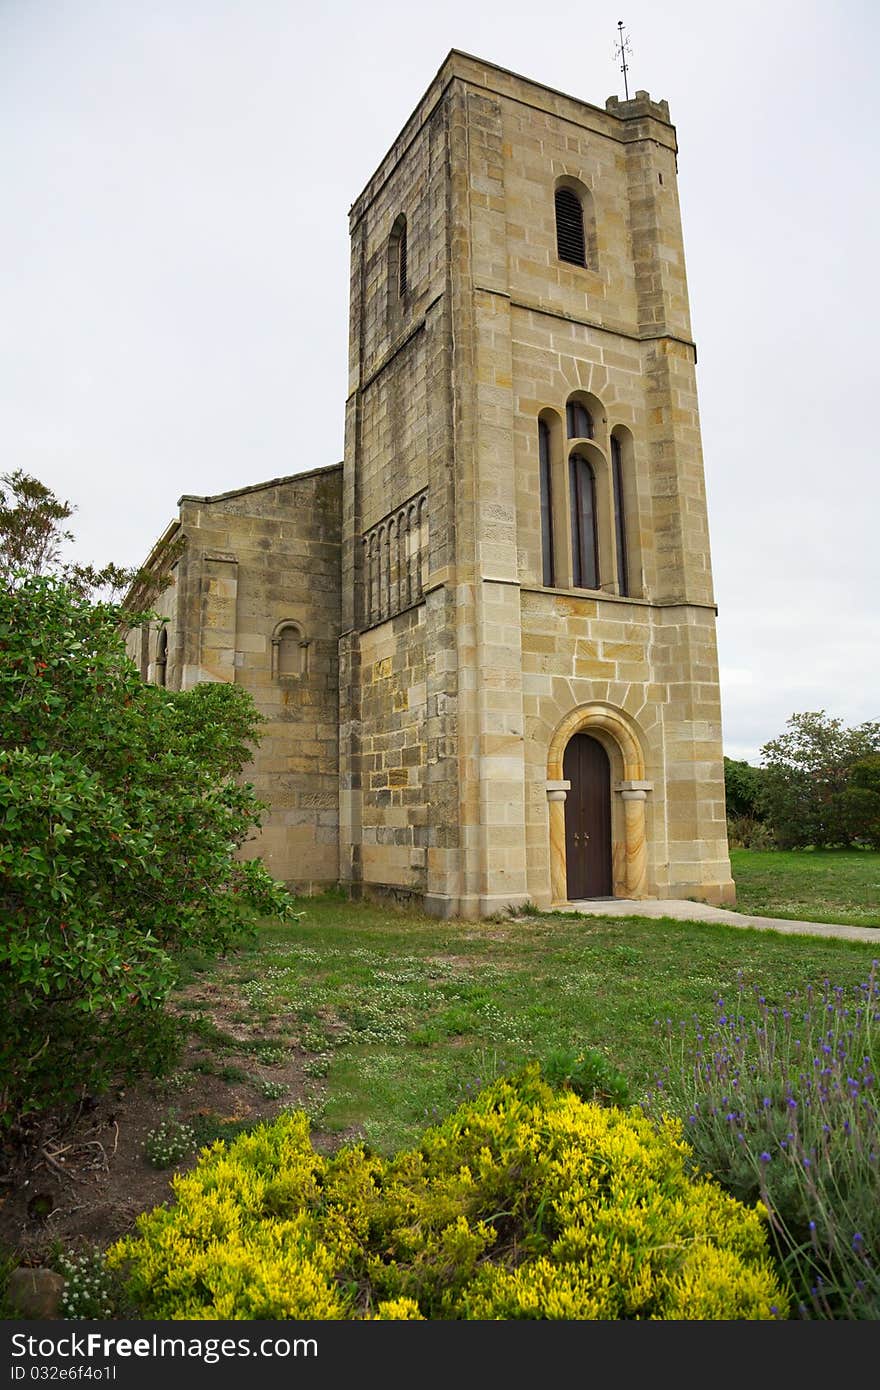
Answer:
[538,419,554,587]
[611,435,629,597]
[555,187,586,267]
[569,452,599,590]
[566,402,593,440]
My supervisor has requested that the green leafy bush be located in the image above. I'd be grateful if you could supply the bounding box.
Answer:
[109,1067,786,1320]
[539,1046,629,1105]
[726,814,776,851]
[646,967,880,1317]
[0,576,295,1125]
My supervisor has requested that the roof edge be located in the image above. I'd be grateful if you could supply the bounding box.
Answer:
[178,461,343,507]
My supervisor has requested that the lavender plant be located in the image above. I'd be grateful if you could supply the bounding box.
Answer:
[644,963,880,1319]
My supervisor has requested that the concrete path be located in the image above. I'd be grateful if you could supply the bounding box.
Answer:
[567,898,880,945]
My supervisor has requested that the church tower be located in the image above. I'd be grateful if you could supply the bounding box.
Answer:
[340,50,735,917]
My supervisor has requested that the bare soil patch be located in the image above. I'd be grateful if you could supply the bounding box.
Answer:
[0,959,340,1266]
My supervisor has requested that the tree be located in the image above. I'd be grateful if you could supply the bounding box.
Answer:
[0,469,178,601]
[759,711,880,849]
[723,757,767,820]
[0,575,295,1127]
[834,755,880,851]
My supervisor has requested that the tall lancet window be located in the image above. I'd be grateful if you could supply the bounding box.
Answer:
[538,419,554,586]
[569,452,599,590]
[611,434,629,597]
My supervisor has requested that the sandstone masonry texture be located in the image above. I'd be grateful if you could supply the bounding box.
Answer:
[127,50,735,915]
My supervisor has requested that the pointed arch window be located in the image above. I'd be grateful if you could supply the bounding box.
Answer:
[569,452,599,590]
[555,186,586,268]
[611,434,629,597]
[538,419,555,587]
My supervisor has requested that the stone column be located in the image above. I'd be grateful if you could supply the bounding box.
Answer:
[620,789,648,898]
[547,780,570,907]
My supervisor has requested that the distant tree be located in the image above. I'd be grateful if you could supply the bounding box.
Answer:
[723,757,767,819]
[0,469,74,583]
[759,712,880,849]
[0,469,177,602]
[833,755,880,851]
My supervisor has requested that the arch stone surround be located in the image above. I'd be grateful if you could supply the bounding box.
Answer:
[547,703,650,905]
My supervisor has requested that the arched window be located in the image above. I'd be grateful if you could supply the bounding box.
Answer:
[569,452,599,590]
[155,626,168,688]
[611,434,629,597]
[555,186,586,268]
[538,419,554,586]
[274,622,306,677]
[566,401,593,440]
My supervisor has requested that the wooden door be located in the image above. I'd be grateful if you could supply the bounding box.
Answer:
[563,733,612,899]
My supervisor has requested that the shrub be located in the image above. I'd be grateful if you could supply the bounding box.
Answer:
[645,966,880,1318]
[0,576,296,1126]
[726,815,776,851]
[539,1046,629,1106]
[109,1067,786,1320]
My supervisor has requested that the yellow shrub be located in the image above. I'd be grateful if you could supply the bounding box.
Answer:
[108,1069,787,1320]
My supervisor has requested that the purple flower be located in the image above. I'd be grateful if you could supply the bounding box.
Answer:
[760,1152,772,1163]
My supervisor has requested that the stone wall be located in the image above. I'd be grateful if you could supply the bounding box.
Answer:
[126,466,342,890]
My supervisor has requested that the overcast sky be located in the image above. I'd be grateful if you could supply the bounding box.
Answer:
[2,0,877,763]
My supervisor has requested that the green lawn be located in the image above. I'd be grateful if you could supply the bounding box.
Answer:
[201,894,880,1155]
[730,848,880,928]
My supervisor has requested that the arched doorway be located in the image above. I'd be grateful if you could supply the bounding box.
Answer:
[562,733,612,898]
[547,702,651,905]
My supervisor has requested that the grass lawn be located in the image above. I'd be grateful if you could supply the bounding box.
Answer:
[730,848,880,928]
[197,893,880,1155]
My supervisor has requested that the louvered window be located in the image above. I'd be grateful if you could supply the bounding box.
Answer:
[398,221,408,298]
[555,187,586,267]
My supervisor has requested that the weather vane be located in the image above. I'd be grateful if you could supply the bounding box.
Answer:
[615,20,632,100]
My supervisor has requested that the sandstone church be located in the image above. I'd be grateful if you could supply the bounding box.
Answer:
[127,50,735,918]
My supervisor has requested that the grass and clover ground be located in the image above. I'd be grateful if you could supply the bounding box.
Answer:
[730,848,880,928]
[2,850,877,1316]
